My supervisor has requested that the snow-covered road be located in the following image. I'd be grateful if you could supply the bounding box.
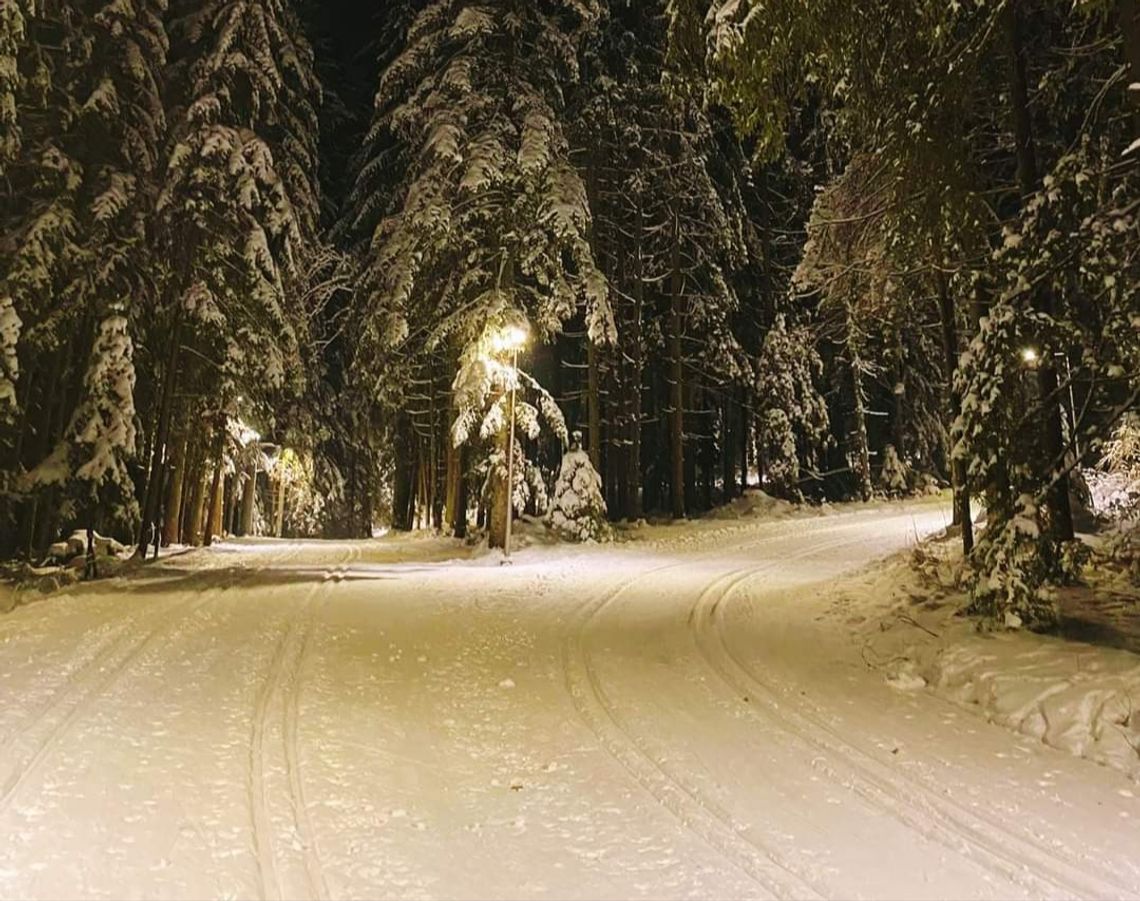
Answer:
[1,504,1137,900]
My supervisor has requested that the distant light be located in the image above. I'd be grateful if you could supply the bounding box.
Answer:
[1021,347,1039,364]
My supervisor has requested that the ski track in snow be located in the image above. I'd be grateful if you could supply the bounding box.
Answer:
[1,507,1139,900]
[0,543,305,822]
[248,543,361,901]
[563,523,837,900]
[688,532,1136,901]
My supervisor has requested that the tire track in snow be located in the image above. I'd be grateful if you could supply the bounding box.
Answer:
[689,532,1140,901]
[0,544,305,818]
[248,542,357,901]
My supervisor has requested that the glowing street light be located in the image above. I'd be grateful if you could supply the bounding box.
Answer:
[1020,345,1082,458]
[488,321,530,562]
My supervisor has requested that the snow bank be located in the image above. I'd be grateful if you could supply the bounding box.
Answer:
[846,543,1140,781]
[912,633,1140,779]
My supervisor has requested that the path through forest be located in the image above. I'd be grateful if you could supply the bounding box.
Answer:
[1,504,1138,900]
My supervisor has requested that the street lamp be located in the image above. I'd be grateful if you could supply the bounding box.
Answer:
[1021,346,1081,458]
[490,321,529,561]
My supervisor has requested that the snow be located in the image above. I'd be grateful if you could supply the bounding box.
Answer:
[852,540,1140,782]
[1,504,1139,899]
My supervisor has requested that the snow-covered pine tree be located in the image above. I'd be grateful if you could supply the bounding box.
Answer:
[143,0,323,550]
[570,0,749,519]
[359,0,613,360]
[1,0,167,554]
[548,430,610,541]
[955,139,1139,628]
[451,321,569,546]
[0,0,35,174]
[27,313,139,544]
[159,0,321,396]
[347,0,614,541]
[753,314,829,500]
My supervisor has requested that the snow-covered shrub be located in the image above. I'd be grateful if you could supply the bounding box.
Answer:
[966,494,1059,630]
[1092,415,1140,518]
[548,432,611,543]
[878,444,909,496]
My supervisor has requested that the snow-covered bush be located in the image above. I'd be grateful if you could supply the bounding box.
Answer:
[878,444,909,497]
[966,494,1060,630]
[1092,415,1140,518]
[548,432,611,543]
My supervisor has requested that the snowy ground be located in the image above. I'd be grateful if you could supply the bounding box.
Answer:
[1,501,1138,901]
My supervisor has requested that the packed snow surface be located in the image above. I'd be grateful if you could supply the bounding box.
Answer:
[1,502,1138,900]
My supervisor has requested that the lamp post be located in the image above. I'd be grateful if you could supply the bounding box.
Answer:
[493,323,529,562]
[1022,346,1081,459]
[1055,350,1080,459]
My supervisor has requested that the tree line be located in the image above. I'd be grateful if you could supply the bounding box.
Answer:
[2,0,1137,627]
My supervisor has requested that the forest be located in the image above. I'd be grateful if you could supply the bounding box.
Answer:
[1,0,1137,628]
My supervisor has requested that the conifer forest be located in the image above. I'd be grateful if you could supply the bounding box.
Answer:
[0,0,1138,617]
[3,2,1140,898]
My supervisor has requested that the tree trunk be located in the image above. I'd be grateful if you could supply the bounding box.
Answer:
[668,211,686,520]
[739,388,750,495]
[274,474,286,538]
[179,440,202,545]
[203,422,226,546]
[224,474,237,537]
[85,523,98,581]
[239,457,257,537]
[627,214,645,522]
[186,469,208,548]
[162,432,188,546]
[722,397,736,503]
[587,340,602,470]
[849,349,873,503]
[1006,1,1075,543]
[444,437,459,534]
[489,427,509,549]
[937,268,974,554]
[137,317,181,557]
[452,444,469,539]
[391,415,415,531]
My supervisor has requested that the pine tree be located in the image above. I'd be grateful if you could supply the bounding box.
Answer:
[570,0,750,520]
[347,0,614,542]
[25,313,139,537]
[139,0,324,552]
[0,0,34,174]
[754,314,829,500]
[1,0,168,553]
[549,430,610,541]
